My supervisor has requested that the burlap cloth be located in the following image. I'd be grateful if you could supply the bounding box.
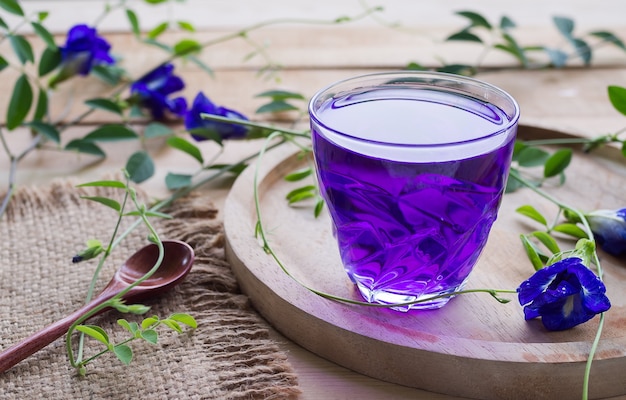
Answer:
[0,180,300,399]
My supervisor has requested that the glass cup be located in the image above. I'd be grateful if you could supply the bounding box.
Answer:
[309,71,520,311]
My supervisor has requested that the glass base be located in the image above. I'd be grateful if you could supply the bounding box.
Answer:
[355,282,464,312]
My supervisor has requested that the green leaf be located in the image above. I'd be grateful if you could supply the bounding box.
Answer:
[284,167,313,182]
[543,148,572,178]
[37,11,49,22]
[516,146,549,167]
[114,344,133,365]
[161,319,183,333]
[494,33,527,66]
[553,16,575,39]
[76,180,127,188]
[118,319,140,335]
[0,16,6,30]
[0,55,8,71]
[7,74,33,130]
[0,0,24,16]
[455,10,492,29]
[314,198,325,218]
[169,313,197,328]
[25,121,60,143]
[38,47,61,76]
[64,139,106,157]
[166,136,204,164]
[446,30,483,43]
[590,31,626,51]
[255,90,306,101]
[520,235,545,271]
[173,39,202,56]
[147,22,169,39]
[126,9,140,37]
[126,304,151,314]
[33,88,48,121]
[31,22,57,49]
[499,16,516,30]
[80,196,122,211]
[608,85,626,116]
[256,100,299,114]
[543,47,569,68]
[141,316,159,329]
[9,35,34,64]
[177,21,196,32]
[165,173,192,190]
[91,64,125,85]
[83,124,138,141]
[286,185,316,202]
[205,163,248,175]
[126,151,155,183]
[85,98,124,115]
[287,191,315,204]
[76,325,110,347]
[144,0,168,3]
[530,231,561,254]
[144,122,174,138]
[553,223,589,239]
[141,329,158,344]
[570,38,592,65]
[436,64,476,76]
[516,205,547,226]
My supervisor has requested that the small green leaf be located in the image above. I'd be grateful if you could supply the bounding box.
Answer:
[544,148,572,178]
[0,16,6,30]
[499,16,516,30]
[287,191,315,204]
[165,173,192,190]
[126,304,151,314]
[144,0,168,3]
[80,196,122,212]
[516,205,547,226]
[117,319,135,333]
[76,325,110,346]
[126,151,155,183]
[161,319,183,333]
[286,185,316,202]
[0,0,24,16]
[530,231,561,254]
[114,344,133,365]
[147,22,169,39]
[314,198,325,218]
[126,9,140,37]
[38,47,61,76]
[91,64,125,85]
[64,139,106,157]
[0,55,8,71]
[141,329,158,344]
[177,21,196,32]
[7,74,33,130]
[516,146,550,167]
[83,124,138,141]
[166,136,204,164]
[553,223,589,239]
[33,88,48,121]
[543,47,569,68]
[37,11,49,22]
[256,100,299,114]
[284,167,313,182]
[85,98,124,115]
[590,31,626,51]
[446,30,483,43]
[255,90,305,101]
[520,235,545,271]
[31,22,57,49]
[494,33,527,66]
[76,180,127,188]
[169,313,197,328]
[173,39,202,56]
[25,121,60,143]
[570,37,592,65]
[436,64,476,76]
[144,122,174,138]
[608,86,626,116]
[553,16,575,38]
[141,316,159,329]
[455,10,492,29]
[9,35,34,64]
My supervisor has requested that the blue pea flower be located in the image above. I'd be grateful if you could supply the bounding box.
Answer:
[517,257,610,331]
[49,24,115,87]
[586,208,626,256]
[130,63,187,119]
[185,92,249,142]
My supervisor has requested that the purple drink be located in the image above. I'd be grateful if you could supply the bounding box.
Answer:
[309,72,519,310]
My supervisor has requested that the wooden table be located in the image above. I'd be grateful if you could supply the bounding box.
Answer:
[3,1,626,398]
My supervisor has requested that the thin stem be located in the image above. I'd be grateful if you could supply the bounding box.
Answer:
[582,313,605,400]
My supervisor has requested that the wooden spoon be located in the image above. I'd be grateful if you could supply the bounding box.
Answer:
[0,240,194,373]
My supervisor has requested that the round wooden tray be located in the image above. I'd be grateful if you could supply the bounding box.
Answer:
[224,124,626,399]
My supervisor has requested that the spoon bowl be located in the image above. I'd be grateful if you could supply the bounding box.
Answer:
[0,240,195,374]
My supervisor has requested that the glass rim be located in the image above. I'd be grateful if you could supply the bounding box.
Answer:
[308,70,520,149]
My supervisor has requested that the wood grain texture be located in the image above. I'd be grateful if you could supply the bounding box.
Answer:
[224,124,626,399]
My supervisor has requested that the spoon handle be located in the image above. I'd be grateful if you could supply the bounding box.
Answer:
[0,298,110,374]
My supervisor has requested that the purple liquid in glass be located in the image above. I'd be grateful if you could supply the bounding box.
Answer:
[311,85,517,310]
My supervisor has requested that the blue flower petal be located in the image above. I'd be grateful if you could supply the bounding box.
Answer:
[588,208,626,256]
[130,63,187,119]
[185,92,249,142]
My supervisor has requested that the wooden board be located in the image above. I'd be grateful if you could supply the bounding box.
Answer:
[223,124,626,399]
